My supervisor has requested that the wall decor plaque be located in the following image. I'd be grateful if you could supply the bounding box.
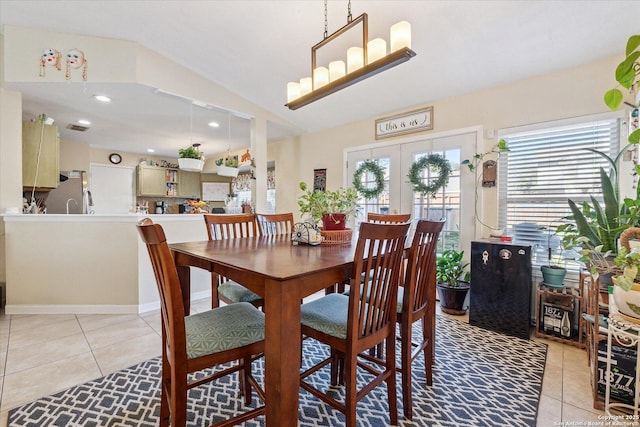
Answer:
[375,106,433,139]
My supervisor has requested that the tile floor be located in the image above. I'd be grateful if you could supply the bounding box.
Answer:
[0,297,605,427]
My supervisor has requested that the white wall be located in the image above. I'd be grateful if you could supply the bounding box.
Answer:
[270,55,630,230]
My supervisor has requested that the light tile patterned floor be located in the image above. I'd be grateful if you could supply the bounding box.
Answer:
[0,297,605,426]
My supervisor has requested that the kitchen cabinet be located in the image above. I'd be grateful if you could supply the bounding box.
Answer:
[178,170,201,198]
[137,165,201,198]
[22,121,60,190]
[137,166,170,196]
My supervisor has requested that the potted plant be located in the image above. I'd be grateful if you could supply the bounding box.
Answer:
[461,139,509,234]
[540,227,568,288]
[297,182,359,230]
[436,249,471,315]
[557,147,640,284]
[612,244,640,321]
[217,153,240,177]
[178,144,204,172]
[604,34,640,144]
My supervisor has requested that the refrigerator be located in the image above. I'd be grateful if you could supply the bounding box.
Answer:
[45,170,93,214]
[469,240,532,340]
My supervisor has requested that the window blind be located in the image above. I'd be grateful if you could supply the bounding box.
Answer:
[498,117,621,276]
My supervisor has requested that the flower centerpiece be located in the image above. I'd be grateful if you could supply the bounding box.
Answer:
[297,182,359,231]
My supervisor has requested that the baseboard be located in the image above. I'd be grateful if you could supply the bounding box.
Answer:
[4,289,212,315]
[4,304,140,315]
[137,289,211,314]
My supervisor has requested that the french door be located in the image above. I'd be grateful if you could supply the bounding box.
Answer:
[346,129,478,252]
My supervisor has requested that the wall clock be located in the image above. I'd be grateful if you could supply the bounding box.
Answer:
[108,153,122,164]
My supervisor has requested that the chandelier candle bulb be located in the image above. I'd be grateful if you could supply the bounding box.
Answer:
[313,66,329,89]
[299,77,313,96]
[367,38,387,63]
[328,60,346,81]
[287,82,301,102]
[347,46,364,73]
[390,21,411,51]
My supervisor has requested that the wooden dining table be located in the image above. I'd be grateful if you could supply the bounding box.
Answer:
[170,234,357,427]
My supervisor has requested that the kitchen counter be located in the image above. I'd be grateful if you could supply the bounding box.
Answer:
[1,214,211,314]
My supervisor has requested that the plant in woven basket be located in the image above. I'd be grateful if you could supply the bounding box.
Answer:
[612,228,640,319]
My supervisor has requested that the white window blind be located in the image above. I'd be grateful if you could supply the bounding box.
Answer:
[498,117,621,275]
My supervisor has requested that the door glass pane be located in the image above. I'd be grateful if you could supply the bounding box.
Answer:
[412,148,461,252]
[353,157,390,225]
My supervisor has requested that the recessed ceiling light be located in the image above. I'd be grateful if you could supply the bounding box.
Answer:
[208,121,220,128]
[78,119,91,125]
[147,149,155,153]
[93,95,112,102]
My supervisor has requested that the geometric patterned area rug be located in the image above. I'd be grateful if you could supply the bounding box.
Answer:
[8,316,547,427]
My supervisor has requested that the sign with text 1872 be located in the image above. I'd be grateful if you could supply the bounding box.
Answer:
[375,106,433,140]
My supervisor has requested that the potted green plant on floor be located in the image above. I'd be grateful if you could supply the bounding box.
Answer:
[297,182,360,230]
[436,249,471,315]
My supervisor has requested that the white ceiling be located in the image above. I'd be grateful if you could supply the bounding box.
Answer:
[1,1,639,159]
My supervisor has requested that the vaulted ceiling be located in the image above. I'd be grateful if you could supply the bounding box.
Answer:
[1,1,638,158]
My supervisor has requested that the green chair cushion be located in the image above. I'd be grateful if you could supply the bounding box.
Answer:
[301,293,349,339]
[219,280,262,303]
[185,302,264,359]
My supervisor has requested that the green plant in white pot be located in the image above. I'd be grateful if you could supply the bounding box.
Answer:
[613,245,640,320]
[178,144,204,172]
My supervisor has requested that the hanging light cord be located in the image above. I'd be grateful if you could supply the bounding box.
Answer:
[347,0,352,22]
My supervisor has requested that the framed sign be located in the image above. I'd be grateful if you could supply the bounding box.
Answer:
[375,106,433,139]
[313,169,326,191]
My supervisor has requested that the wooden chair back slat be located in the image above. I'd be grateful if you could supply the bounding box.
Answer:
[349,222,409,342]
[256,212,294,236]
[204,213,259,240]
[404,220,444,316]
[136,218,187,358]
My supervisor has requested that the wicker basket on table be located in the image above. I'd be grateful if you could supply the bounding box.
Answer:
[319,228,353,245]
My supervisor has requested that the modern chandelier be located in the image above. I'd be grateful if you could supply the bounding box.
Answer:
[285,0,416,110]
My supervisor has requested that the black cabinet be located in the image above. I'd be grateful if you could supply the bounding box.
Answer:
[469,240,532,340]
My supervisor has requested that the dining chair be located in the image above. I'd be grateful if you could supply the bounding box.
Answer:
[345,219,443,420]
[367,212,411,224]
[137,218,265,427]
[395,219,443,419]
[299,221,410,427]
[256,212,294,236]
[203,214,264,309]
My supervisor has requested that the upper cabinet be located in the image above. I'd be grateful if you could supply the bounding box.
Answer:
[137,165,168,196]
[137,165,201,199]
[22,121,59,190]
[178,170,201,199]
